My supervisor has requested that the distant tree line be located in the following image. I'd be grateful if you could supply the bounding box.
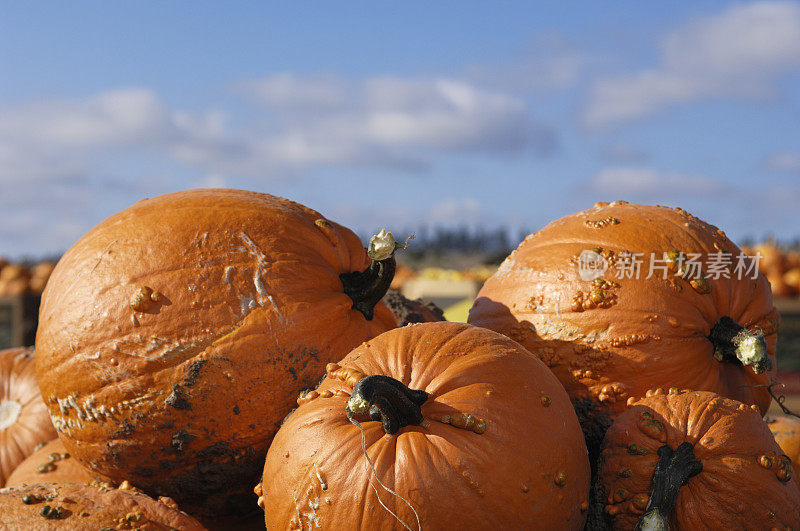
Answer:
[359,225,532,265]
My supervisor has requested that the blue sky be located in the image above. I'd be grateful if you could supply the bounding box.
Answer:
[1,1,799,257]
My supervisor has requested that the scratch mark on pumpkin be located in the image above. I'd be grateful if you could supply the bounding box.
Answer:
[45,239,118,320]
[223,265,235,288]
[268,295,284,324]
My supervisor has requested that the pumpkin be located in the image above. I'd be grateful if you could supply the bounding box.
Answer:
[782,268,800,294]
[468,202,778,454]
[28,262,56,295]
[0,347,57,487]
[0,481,204,530]
[382,289,445,326]
[0,264,30,296]
[768,270,795,298]
[754,242,787,275]
[766,414,800,479]
[35,189,401,514]
[259,321,591,529]
[5,439,110,488]
[596,389,800,529]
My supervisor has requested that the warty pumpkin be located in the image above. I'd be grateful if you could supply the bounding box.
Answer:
[5,438,110,488]
[258,321,591,530]
[34,189,401,514]
[766,414,800,480]
[0,347,57,487]
[468,202,778,453]
[596,389,800,530]
[0,481,204,530]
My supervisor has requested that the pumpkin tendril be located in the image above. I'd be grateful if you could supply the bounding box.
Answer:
[636,442,702,531]
[708,316,771,374]
[340,230,409,320]
[350,417,422,531]
[743,379,800,419]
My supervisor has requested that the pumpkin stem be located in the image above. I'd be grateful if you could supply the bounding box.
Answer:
[340,229,405,320]
[708,316,771,374]
[346,374,428,435]
[635,442,702,531]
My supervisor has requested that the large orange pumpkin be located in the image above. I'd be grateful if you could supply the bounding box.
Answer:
[468,202,778,450]
[259,322,591,529]
[0,347,57,487]
[597,389,800,529]
[5,439,110,488]
[766,414,800,479]
[35,189,400,514]
[0,481,204,530]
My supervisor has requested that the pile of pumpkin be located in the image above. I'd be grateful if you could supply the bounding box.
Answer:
[744,242,800,298]
[0,190,798,529]
[0,260,55,296]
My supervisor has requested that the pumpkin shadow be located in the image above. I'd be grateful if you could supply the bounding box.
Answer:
[140,293,172,315]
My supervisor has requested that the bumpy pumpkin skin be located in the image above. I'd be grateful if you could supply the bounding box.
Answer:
[0,482,204,530]
[261,322,591,530]
[5,439,110,488]
[469,202,778,422]
[35,189,397,514]
[598,390,800,529]
[767,414,800,480]
[0,347,58,487]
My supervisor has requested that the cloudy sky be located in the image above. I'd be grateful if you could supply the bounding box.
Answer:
[2,1,799,257]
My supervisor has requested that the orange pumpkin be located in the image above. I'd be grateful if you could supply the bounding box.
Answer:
[597,390,800,529]
[5,439,110,488]
[766,414,800,479]
[468,202,778,450]
[382,289,445,326]
[259,322,591,529]
[0,347,57,487]
[35,189,400,514]
[0,481,204,530]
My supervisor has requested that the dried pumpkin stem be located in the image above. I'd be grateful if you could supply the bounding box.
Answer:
[708,316,771,374]
[636,442,702,531]
[346,375,428,435]
[340,229,405,320]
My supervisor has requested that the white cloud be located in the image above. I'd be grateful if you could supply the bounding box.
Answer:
[0,75,554,188]
[600,144,650,164]
[764,150,800,171]
[0,88,233,182]
[583,1,800,127]
[235,74,556,167]
[590,166,724,194]
[465,33,588,93]
[234,73,348,109]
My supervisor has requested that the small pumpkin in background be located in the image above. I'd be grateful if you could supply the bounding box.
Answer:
[5,439,110,488]
[35,189,404,514]
[469,202,778,457]
[28,261,56,295]
[0,481,204,530]
[259,322,591,530]
[0,264,30,296]
[596,389,799,530]
[0,347,57,487]
[382,289,445,326]
[766,414,800,479]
